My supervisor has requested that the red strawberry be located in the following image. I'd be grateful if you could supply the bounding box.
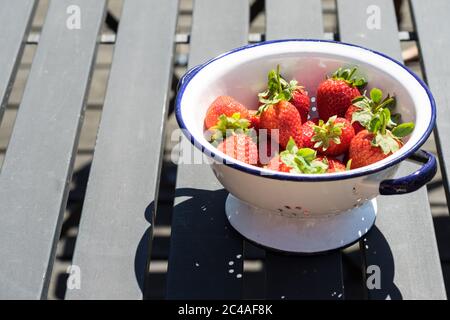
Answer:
[349,130,391,169]
[349,130,403,169]
[259,100,303,149]
[291,88,311,123]
[316,67,366,121]
[301,119,318,149]
[258,65,310,123]
[345,105,365,133]
[349,92,416,169]
[217,133,258,165]
[204,96,249,129]
[316,156,346,173]
[248,110,260,130]
[267,155,292,172]
[301,116,355,156]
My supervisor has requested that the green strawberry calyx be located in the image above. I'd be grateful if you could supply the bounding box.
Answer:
[311,116,345,151]
[332,67,367,89]
[206,112,254,146]
[257,65,303,115]
[351,88,414,155]
[279,137,329,174]
[367,107,415,155]
[351,88,397,129]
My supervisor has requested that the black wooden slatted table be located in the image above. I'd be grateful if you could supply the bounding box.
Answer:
[0,0,447,300]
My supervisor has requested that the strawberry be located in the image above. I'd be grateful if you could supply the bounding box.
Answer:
[316,156,347,173]
[204,95,249,129]
[267,155,292,172]
[316,67,366,121]
[349,111,415,169]
[205,112,251,146]
[300,119,318,148]
[301,116,355,156]
[291,87,311,123]
[346,88,396,134]
[258,65,310,123]
[349,130,397,169]
[217,133,258,165]
[248,109,260,130]
[259,100,303,149]
[265,138,328,174]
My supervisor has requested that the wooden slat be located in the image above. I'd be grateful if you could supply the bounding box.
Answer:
[66,0,179,300]
[411,0,450,207]
[166,0,248,299]
[337,0,446,299]
[265,253,344,299]
[0,0,106,299]
[264,0,344,300]
[0,0,36,122]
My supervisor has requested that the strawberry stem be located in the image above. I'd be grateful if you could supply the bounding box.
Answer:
[276,64,282,93]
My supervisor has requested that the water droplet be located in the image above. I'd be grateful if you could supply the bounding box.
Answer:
[358,230,362,237]
[229,261,234,266]
[236,254,242,259]
[361,217,365,221]
[338,293,343,298]
[229,269,234,273]
[195,262,200,267]
[331,291,336,296]
[236,274,242,278]
[311,97,316,102]
[281,296,285,299]
[365,245,369,249]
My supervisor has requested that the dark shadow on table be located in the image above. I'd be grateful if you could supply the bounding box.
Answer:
[164,187,246,299]
[432,215,450,298]
[134,201,154,297]
[362,226,402,300]
[53,162,92,299]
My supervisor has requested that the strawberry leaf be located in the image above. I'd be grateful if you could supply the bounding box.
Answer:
[311,116,344,151]
[279,138,329,174]
[297,147,316,162]
[392,122,415,138]
[258,65,304,113]
[208,112,251,143]
[285,136,298,154]
[370,88,383,104]
[352,109,373,127]
[372,131,400,155]
[381,108,391,135]
[368,115,382,133]
[332,67,367,89]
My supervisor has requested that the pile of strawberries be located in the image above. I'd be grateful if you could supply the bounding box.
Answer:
[203,65,414,174]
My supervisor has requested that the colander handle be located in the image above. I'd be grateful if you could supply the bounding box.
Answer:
[379,150,437,195]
